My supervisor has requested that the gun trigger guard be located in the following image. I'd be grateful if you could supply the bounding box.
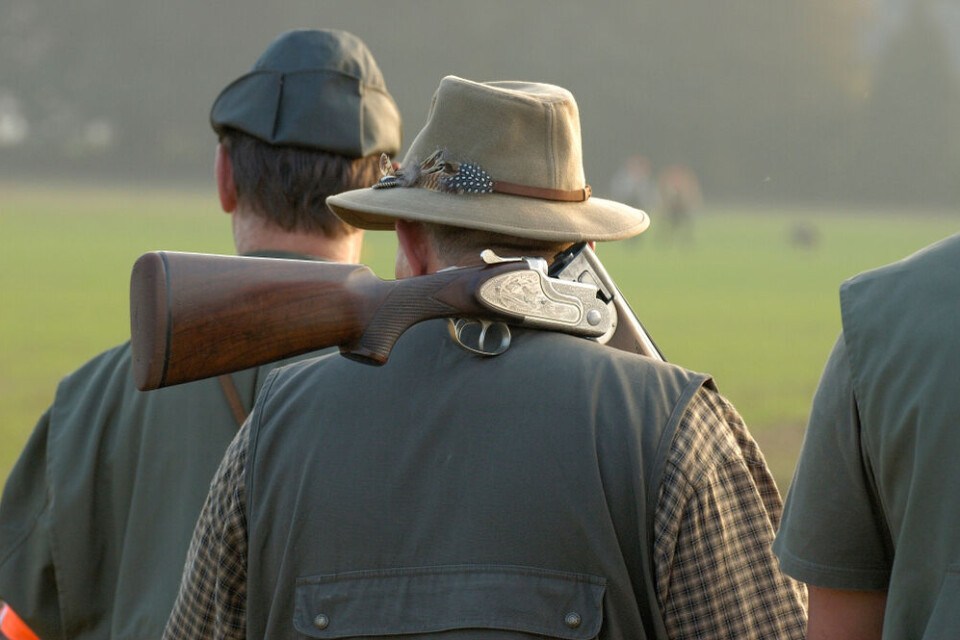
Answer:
[447,318,512,357]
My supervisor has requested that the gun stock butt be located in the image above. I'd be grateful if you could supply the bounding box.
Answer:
[130,252,382,390]
[130,252,172,391]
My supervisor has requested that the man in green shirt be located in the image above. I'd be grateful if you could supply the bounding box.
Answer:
[774,232,960,639]
[0,28,401,640]
[164,75,806,640]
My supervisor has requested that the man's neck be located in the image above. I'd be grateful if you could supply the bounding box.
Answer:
[232,210,364,263]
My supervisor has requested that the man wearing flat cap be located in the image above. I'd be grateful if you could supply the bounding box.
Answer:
[164,76,806,640]
[0,29,401,640]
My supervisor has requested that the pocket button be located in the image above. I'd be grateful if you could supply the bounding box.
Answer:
[564,612,582,629]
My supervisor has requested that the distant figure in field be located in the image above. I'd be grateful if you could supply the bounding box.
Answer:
[609,154,659,214]
[788,220,821,250]
[657,164,701,245]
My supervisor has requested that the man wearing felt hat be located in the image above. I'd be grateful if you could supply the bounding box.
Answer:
[0,29,401,640]
[164,76,806,640]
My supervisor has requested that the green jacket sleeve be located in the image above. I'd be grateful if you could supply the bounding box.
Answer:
[773,334,892,590]
[0,408,64,640]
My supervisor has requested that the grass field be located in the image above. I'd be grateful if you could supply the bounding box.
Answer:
[2,182,957,492]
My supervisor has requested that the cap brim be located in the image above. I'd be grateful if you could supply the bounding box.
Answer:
[327,187,649,242]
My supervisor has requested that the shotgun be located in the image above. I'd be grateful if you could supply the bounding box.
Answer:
[129,249,623,390]
[549,242,665,360]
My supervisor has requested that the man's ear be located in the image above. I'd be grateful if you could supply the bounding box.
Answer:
[215,143,237,214]
[395,220,432,278]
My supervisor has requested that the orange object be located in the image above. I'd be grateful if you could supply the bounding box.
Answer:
[0,604,40,640]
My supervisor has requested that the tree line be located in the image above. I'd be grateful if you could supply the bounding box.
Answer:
[1,0,957,207]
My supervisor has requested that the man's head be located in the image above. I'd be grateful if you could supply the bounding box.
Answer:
[326,76,648,274]
[210,29,402,240]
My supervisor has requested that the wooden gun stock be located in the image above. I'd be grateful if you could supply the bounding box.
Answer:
[130,251,527,391]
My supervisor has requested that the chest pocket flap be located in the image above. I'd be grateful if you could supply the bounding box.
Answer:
[294,564,606,639]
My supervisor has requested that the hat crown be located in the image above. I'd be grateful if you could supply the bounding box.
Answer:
[251,29,387,89]
[403,77,586,191]
[210,29,401,157]
[326,75,649,242]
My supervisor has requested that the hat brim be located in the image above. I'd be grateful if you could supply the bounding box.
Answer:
[327,187,649,242]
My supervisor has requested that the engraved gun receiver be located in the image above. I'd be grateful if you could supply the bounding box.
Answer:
[450,249,614,356]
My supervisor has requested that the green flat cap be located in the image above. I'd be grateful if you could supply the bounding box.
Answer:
[210,29,402,158]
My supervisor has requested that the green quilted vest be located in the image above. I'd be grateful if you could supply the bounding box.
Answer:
[246,321,711,640]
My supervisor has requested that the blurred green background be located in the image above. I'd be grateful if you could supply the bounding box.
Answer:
[4,1,960,205]
[2,1,959,491]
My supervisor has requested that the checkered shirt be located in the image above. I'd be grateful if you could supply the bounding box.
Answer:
[162,385,806,640]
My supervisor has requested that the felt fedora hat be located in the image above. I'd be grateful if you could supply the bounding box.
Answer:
[326,76,648,242]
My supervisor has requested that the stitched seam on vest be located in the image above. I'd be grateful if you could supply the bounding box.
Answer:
[645,374,711,526]
[245,368,284,536]
[640,373,711,640]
